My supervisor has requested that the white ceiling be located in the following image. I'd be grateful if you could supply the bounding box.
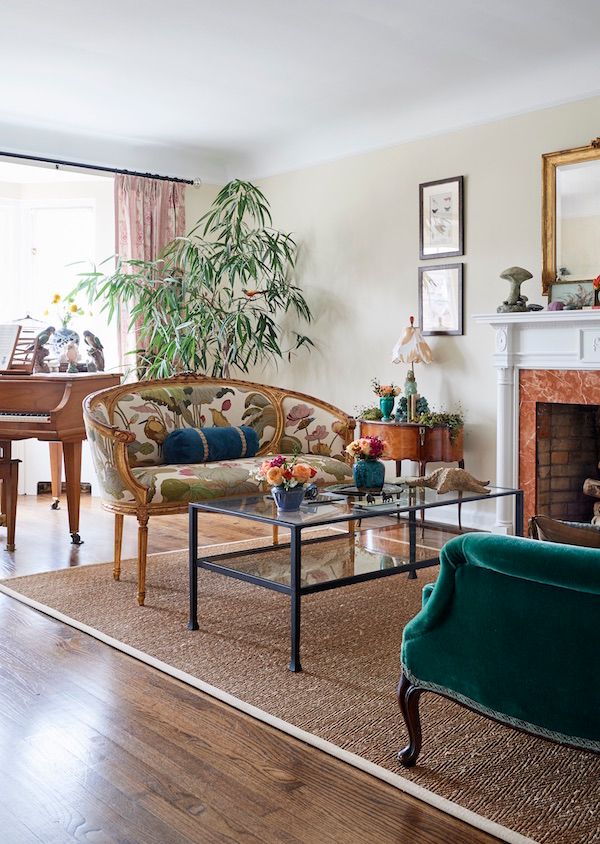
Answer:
[1,0,600,182]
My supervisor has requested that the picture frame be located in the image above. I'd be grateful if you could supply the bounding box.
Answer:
[418,264,464,336]
[419,175,464,259]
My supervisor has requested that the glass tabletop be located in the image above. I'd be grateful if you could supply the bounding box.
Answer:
[200,529,440,589]
[190,484,519,528]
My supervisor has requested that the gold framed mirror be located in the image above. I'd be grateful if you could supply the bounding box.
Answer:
[542,138,600,300]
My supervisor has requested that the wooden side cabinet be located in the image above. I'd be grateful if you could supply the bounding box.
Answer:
[359,420,464,479]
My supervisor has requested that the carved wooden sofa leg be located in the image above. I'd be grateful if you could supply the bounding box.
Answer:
[113,513,124,580]
[397,671,423,767]
[136,509,149,606]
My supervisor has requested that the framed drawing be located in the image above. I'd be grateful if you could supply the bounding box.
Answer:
[419,175,464,259]
[418,264,463,336]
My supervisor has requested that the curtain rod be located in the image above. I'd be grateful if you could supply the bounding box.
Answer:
[0,149,196,185]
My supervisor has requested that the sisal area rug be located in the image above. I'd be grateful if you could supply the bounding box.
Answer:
[1,539,598,844]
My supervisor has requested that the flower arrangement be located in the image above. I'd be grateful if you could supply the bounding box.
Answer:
[43,293,86,328]
[346,435,385,461]
[257,454,317,490]
[594,274,600,291]
[371,378,400,398]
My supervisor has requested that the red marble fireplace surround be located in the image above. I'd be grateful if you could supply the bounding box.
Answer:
[519,369,600,525]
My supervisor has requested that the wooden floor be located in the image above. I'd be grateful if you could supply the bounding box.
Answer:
[0,494,497,844]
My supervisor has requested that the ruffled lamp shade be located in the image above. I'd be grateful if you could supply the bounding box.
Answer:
[391,316,433,368]
[391,316,433,421]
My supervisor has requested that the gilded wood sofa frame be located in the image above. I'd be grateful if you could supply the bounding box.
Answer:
[84,374,356,606]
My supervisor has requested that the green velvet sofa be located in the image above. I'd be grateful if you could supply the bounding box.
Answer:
[398,533,600,766]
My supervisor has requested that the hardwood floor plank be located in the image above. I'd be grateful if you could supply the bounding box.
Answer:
[0,496,497,843]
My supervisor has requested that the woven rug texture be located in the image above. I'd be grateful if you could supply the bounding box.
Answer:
[2,541,599,844]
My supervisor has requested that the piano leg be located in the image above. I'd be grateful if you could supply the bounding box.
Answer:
[49,442,63,510]
[63,441,83,545]
[0,459,19,552]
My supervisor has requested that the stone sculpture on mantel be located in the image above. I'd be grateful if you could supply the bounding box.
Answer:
[496,266,543,313]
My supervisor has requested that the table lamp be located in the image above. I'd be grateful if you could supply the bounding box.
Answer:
[391,316,433,421]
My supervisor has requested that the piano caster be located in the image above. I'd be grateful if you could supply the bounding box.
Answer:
[6,544,15,552]
[70,532,83,545]
[51,498,60,510]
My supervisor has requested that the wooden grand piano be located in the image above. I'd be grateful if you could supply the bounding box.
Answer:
[0,372,120,548]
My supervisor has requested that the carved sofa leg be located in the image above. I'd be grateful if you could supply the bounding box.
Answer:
[397,671,423,767]
[113,513,124,580]
[136,509,149,606]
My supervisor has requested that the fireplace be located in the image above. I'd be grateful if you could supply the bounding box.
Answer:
[474,310,600,533]
[535,402,600,521]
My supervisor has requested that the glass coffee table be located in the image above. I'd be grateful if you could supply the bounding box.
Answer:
[188,484,523,672]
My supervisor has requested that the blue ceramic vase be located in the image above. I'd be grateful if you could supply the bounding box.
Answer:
[353,458,385,491]
[271,485,306,511]
[379,396,395,422]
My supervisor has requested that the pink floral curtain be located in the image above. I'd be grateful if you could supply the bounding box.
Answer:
[115,174,186,367]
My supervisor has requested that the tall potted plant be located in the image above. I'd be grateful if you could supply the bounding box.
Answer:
[75,180,313,378]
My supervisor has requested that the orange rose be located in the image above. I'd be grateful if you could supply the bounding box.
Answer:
[266,466,283,486]
[292,463,312,483]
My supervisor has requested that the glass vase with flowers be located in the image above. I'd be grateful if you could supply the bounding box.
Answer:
[371,378,400,421]
[256,454,318,511]
[345,435,386,490]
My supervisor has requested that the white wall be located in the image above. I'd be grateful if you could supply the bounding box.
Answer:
[240,95,600,529]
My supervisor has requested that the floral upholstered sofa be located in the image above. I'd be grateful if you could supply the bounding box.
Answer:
[83,375,355,605]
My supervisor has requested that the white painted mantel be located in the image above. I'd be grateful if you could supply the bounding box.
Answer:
[473,311,600,533]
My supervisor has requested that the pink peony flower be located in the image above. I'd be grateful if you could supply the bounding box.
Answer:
[286,403,314,422]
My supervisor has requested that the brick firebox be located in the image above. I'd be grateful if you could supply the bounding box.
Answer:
[519,369,600,526]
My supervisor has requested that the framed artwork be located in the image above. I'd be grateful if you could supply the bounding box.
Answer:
[418,264,463,336]
[419,175,464,259]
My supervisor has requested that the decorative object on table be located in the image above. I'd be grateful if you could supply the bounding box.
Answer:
[256,454,318,511]
[416,408,464,443]
[394,395,430,423]
[65,341,80,374]
[391,317,433,422]
[355,404,383,421]
[371,379,400,422]
[418,264,464,336]
[419,175,464,260]
[496,266,535,313]
[346,435,386,490]
[83,330,105,371]
[405,467,490,495]
[44,294,85,361]
[29,325,55,374]
[75,180,313,380]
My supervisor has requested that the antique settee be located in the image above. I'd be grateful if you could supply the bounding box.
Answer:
[398,533,600,765]
[83,375,355,605]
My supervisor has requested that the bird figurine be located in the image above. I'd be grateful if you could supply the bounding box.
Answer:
[29,326,55,373]
[83,330,105,371]
[143,416,167,451]
[35,325,55,348]
[406,468,490,495]
[65,341,79,373]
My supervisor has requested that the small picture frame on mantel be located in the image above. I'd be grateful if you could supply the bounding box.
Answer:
[418,263,464,336]
[419,175,464,260]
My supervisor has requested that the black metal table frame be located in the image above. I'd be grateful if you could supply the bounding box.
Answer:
[188,488,524,673]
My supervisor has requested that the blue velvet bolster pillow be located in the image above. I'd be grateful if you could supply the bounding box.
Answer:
[162,425,260,464]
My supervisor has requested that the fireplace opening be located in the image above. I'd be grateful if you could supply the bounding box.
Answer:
[536,403,600,522]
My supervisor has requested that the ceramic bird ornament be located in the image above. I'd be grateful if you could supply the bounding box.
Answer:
[35,325,56,348]
[65,341,79,373]
[83,330,105,371]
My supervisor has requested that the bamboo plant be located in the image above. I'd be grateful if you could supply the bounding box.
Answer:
[75,180,313,378]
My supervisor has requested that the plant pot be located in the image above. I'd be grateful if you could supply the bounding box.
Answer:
[379,396,395,421]
[353,458,385,491]
[271,485,306,511]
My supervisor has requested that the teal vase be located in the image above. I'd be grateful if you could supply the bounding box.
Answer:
[379,396,395,421]
[353,458,385,491]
